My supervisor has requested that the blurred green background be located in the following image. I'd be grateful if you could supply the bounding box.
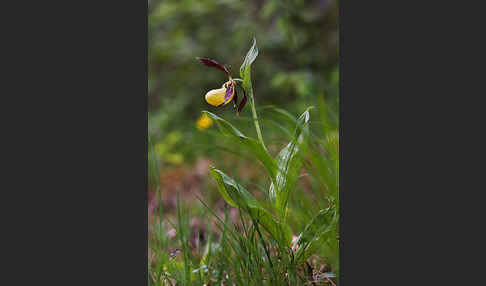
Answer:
[148,0,338,169]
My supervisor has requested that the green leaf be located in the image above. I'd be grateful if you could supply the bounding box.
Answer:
[240,38,257,105]
[203,111,278,180]
[210,167,292,246]
[269,108,311,217]
[241,65,253,104]
[293,207,337,264]
[240,37,258,77]
[209,167,239,207]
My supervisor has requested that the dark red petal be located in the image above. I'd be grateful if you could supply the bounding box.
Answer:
[233,87,238,112]
[237,87,247,114]
[235,81,248,114]
[196,57,231,77]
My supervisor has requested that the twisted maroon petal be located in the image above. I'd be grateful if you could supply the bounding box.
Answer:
[238,91,247,114]
[233,86,238,112]
[235,81,247,114]
[196,57,231,77]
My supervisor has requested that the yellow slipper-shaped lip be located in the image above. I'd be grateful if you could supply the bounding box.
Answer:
[205,81,234,107]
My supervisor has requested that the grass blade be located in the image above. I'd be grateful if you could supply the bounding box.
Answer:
[293,207,336,264]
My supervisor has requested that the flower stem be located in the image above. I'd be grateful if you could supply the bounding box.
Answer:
[239,72,267,151]
[249,94,267,152]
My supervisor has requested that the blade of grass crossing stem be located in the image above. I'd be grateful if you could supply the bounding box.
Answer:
[261,105,298,127]
[264,119,294,141]
[249,214,277,283]
[203,111,278,181]
[269,108,311,219]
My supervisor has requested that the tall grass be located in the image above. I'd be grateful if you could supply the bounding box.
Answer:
[149,39,339,285]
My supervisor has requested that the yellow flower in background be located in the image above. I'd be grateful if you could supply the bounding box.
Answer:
[196,113,213,131]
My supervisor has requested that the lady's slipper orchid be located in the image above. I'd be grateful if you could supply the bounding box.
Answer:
[196,57,247,114]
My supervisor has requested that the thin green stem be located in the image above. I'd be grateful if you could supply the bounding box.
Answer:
[251,100,268,152]
[239,67,267,152]
[244,83,281,208]
[249,96,267,152]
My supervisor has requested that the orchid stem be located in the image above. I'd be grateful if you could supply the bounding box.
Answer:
[249,93,267,152]
[252,103,267,152]
[239,73,266,151]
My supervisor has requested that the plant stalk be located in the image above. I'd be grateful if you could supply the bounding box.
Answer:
[249,95,267,152]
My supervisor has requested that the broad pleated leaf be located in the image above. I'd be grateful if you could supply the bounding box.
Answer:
[210,167,292,246]
[269,108,311,217]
